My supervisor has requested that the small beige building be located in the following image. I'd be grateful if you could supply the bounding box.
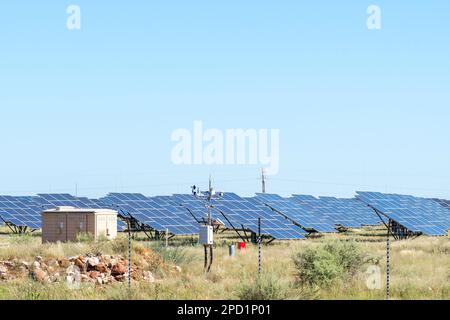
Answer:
[42,206,118,243]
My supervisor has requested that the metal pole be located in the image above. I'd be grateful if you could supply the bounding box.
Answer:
[261,168,266,193]
[258,218,262,275]
[128,222,132,290]
[386,222,391,300]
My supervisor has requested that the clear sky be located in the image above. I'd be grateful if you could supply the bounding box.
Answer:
[0,1,449,199]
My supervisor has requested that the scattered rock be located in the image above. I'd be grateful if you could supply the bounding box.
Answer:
[32,261,41,270]
[31,268,48,283]
[47,259,59,268]
[0,265,7,280]
[87,257,100,268]
[96,277,103,286]
[94,262,108,273]
[74,258,86,272]
[80,274,92,283]
[111,262,127,276]
[1,250,167,287]
[58,258,71,268]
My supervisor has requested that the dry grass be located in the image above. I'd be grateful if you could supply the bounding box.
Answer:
[0,225,448,300]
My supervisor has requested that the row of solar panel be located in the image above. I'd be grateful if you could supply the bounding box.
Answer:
[0,192,449,237]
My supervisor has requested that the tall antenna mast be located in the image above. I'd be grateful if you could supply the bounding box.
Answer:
[208,175,213,225]
[261,168,267,193]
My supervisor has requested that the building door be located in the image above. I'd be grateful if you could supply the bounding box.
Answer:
[67,214,88,241]
[55,214,67,242]
[96,215,107,239]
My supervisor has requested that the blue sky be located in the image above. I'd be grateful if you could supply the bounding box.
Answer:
[0,1,449,199]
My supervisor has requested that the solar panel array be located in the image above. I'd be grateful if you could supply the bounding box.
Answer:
[0,196,42,229]
[357,192,450,236]
[101,193,199,235]
[254,193,337,232]
[1,190,449,238]
[290,195,380,228]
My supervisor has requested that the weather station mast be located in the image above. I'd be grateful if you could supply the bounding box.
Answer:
[191,176,223,273]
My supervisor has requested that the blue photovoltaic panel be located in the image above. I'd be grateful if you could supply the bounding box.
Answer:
[357,192,450,236]
[290,195,380,228]
[212,193,304,239]
[36,194,103,209]
[241,197,305,239]
[172,194,231,227]
[432,198,450,211]
[0,195,42,229]
[102,193,199,235]
[255,193,337,233]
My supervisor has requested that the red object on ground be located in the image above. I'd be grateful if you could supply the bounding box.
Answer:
[238,242,247,250]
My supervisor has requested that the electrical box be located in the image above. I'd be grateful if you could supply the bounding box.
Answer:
[199,225,214,245]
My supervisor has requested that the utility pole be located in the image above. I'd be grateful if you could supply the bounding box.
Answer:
[261,168,266,193]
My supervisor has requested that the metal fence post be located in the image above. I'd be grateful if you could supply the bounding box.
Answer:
[386,229,391,300]
[258,218,262,275]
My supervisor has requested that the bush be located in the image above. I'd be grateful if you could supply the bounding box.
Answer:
[110,236,129,256]
[148,243,195,266]
[237,274,288,300]
[293,240,367,288]
[76,232,95,243]
[9,234,36,245]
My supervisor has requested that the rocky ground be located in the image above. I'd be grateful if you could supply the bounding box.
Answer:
[0,248,181,287]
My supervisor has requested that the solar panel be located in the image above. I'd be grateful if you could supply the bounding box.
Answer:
[255,193,337,233]
[432,198,450,211]
[211,193,305,239]
[36,194,103,209]
[172,194,230,227]
[241,197,305,239]
[357,192,450,236]
[290,195,380,228]
[101,193,199,235]
[0,196,42,229]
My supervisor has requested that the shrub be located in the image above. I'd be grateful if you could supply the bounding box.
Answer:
[110,236,129,256]
[237,273,288,300]
[76,232,95,243]
[293,240,367,288]
[9,234,36,245]
[149,243,195,266]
